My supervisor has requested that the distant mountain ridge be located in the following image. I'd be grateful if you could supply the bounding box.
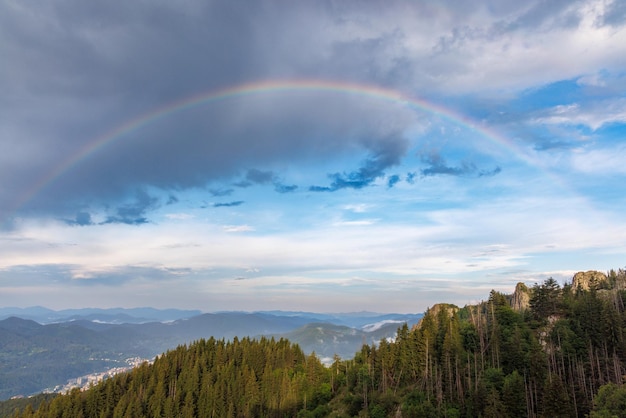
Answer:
[0,309,422,400]
[0,307,202,324]
[0,307,422,328]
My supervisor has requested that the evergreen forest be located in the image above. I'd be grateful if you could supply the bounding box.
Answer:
[6,269,626,417]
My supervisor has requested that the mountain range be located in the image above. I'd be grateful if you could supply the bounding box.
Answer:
[0,307,202,324]
[5,270,625,417]
[0,308,422,400]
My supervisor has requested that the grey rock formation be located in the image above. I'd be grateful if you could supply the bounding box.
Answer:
[412,303,458,331]
[511,282,531,311]
[572,270,607,291]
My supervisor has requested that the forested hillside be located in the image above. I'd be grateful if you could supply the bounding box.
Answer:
[7,270,626,417]
[0,311,421,400]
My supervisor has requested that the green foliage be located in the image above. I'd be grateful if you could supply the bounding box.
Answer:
[401,391,437,418]
[590,383,626,418]
[0,394,56,418]
[530,277,562,322]
[502,371,526,417]
[13,337,330,418]
[541,374,573,418]
[11,269,626,418]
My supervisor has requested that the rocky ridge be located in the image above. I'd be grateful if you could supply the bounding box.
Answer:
[572,270,608,291]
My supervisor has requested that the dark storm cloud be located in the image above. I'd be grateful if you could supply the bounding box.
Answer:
[505,0,584,30]
[310,135,408,192]
[245,169,275,185]
[274,183,298,194]
[387,175,401,188]
[64,212,94,227]
[235,169,297,193]
[3,0,446,224]
[420,154,476,177]
[101,189,160,225]
[0,1,416,222]
[209,189,234,197]
[327,31,415,87]
[213,201,245,208]
[309,171,374,192]
[0,2,381,223]
[234,169,276,188]
[432,0,579,55]
[478,167,502,177]
[420,153,501,178]
[0,1,297,219]
[1,0,598,223]
[601,0,626,27]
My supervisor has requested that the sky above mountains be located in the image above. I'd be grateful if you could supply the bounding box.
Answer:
[1,0,625,312]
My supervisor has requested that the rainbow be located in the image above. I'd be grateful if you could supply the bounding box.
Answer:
[10,79,537,219]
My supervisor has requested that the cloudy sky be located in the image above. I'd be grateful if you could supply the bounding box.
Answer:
[1,0,626,313]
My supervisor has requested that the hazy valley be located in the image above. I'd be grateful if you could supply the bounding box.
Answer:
[0,309,421,400]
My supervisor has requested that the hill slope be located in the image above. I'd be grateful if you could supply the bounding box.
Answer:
[6,269,626,417]
[0,311,420,400]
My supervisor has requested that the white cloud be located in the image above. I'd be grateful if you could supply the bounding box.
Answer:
[569,145,626,174]
[342,204,373,213]
[165,213,195,220]
[412,0,626,95]
[223,225,255,233]
[534,98,626,130]
[332,220,378,227]
[4,188,624,285]
[577,72,607,87]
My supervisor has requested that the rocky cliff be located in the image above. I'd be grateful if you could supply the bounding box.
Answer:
[412,303,458,330]
[572,270,607,291]
[510,282,531,311]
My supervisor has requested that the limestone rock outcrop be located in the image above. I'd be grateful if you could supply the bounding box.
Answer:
[412,303,458,330]
[511,282,531,311]
[572,270,607,291]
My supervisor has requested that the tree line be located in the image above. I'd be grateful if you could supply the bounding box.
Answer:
[7,269,626,417]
